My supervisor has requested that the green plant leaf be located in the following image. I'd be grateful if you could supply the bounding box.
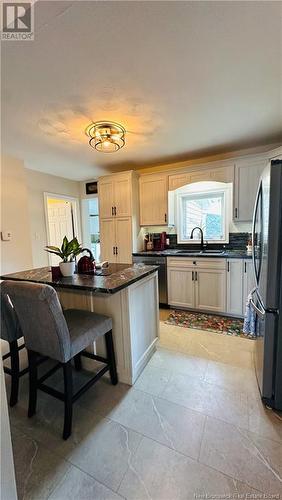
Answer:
[45,245,61,252]
[61,236,69,253]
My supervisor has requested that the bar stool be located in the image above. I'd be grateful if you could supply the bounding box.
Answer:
[2,280,118,440]
[1,291,27,406]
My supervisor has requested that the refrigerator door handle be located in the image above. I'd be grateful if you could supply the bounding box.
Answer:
[250,289,265,319]
[252,181,262,288]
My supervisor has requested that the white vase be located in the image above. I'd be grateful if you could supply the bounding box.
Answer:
[59,261,75,277]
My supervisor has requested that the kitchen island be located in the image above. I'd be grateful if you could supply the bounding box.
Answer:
[1,264,159,385]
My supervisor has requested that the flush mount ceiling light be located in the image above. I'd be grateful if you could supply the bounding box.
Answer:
[85,121,126,153]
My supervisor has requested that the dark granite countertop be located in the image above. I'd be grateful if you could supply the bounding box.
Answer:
[132,249,252,259]
[0,264,159,294]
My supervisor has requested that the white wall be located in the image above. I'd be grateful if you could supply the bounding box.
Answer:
[25,168,80,268]
[0,156,33,274]
[0,156,81,273]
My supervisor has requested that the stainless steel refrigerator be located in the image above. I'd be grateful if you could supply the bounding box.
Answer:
[251,159,282,410]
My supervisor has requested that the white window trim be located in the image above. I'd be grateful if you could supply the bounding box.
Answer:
[175,182,232,244]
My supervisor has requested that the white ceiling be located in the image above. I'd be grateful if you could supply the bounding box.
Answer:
[2,0,282,180]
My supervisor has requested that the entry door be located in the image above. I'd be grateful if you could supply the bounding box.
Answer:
[47,200,74,265]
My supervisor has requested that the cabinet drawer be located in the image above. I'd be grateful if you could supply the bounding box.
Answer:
[167,257,226,270]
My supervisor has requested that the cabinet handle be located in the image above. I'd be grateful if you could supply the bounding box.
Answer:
[113,246,116,255]
[115,246,118,255]
[192,271,194,281]
[244,262,247,273]
[195,271,198,281]
[111,207,114,216]
[234,207,238,218]
[114,206,117,216]
[227,261,230,272]
[164,213,167,223]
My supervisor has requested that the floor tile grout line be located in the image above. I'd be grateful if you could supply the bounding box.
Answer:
[11,419,270,500]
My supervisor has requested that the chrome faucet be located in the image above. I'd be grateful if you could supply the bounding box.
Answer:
[190,227,204,250]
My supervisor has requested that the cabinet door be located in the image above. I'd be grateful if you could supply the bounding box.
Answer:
[139,174,168,225]
[226,259,244,316]
[167,267,194,308]
[195,269,226,312]
[99,218,116,263]
[234,160,266,221]
[99,179,115,218]
[114,176,131,217]
[243,259,255,309]
[115,217,132,264]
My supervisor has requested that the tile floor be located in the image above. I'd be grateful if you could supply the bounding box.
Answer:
[4,313,282,500]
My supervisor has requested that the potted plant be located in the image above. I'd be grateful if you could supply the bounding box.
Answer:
[45,236,83,276]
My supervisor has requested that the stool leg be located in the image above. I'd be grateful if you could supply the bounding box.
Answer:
[9,340,20,407]
[63,361,73,440]
[74,353,82,371]
[27,350,37,417]
[105,330,118,385]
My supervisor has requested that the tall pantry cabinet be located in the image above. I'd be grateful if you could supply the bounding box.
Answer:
[99,171,140,264]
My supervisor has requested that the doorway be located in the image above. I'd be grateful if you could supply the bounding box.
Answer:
[44,193,81,266]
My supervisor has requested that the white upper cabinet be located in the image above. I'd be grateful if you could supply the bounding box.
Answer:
[233,159,267,221]
[168,165,234,190]
[99,172,132,218]
[114,175,131,217]
[139,173,168,226]
[98,178,115,218]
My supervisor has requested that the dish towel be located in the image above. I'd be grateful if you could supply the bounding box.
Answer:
[243,291,257,337]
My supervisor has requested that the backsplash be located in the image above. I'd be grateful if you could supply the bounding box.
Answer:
[150,232,250,251]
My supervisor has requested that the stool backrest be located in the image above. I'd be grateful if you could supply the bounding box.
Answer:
[1,281,71,362]
[0,286,22,342]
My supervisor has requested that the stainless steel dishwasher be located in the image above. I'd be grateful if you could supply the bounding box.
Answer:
[132,255,167,305]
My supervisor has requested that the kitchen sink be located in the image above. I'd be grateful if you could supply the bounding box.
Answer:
[201,250,226,255]
[175,249,226,256]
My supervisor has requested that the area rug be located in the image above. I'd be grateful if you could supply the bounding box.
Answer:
[165,310,252,338]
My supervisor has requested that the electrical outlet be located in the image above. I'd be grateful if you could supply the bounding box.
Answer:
[1,231,12,241]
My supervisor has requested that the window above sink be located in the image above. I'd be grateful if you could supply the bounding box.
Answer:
[169,181,232,245]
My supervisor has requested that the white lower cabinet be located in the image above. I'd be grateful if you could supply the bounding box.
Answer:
[167,258,226,313]
[167,267,194,308]
[226,259,244,316]
[100,217,132,264]
[225,258,254,317]
[195,269,226,313]
[167,257,253,316]
[243,259,255,310]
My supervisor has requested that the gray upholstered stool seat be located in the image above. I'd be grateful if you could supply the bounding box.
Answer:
[64,309,112,358]
[1,280,118,440]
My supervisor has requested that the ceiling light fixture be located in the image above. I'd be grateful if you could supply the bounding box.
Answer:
[85,121,126,153]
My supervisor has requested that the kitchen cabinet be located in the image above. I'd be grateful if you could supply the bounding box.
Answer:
[100,217,132,264]
[226,259,244,316]
[167,267,194,308]
[168,165,234,190]
[99,171,140,263]
[226,258,254,317]
[139,173,168,226]
[195,268,226,313]
[99,172,132,218]
[243,259,255,310]
[167,257,226,312]
[233,159,267,221]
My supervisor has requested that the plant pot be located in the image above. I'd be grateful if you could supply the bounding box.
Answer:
[59,261,75,277]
